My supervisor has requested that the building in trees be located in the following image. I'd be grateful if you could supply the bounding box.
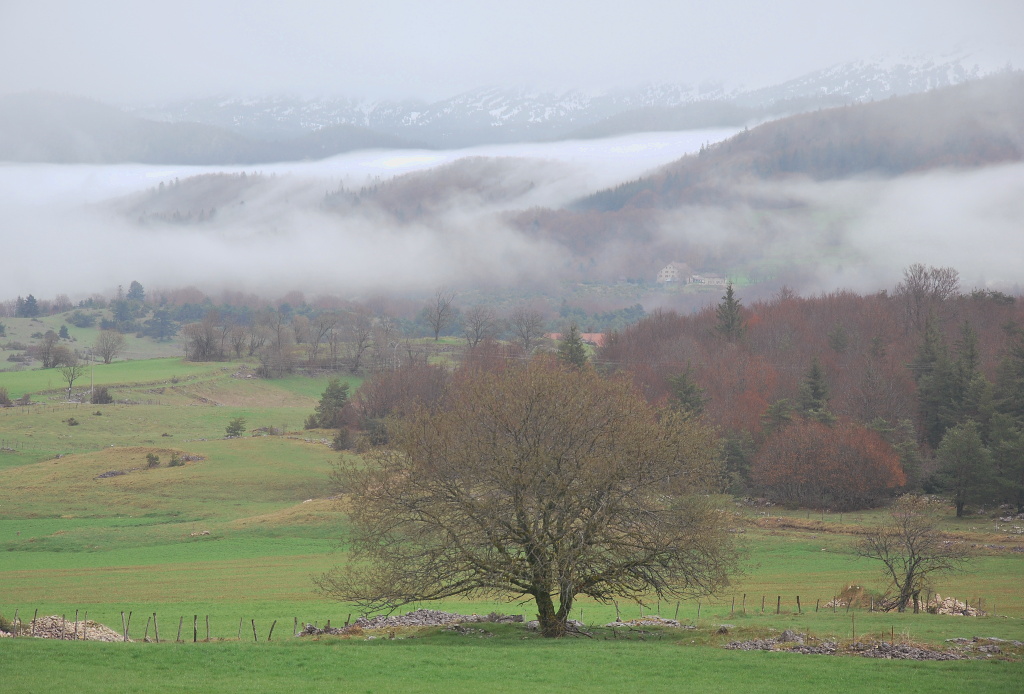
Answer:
[317,358,737,637]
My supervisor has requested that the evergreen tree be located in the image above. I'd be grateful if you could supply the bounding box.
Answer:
[556,322,588,368]
[715,282,745,343]
[127,280,145,302]
[311,378,350,429]
[17,294,39,318]
[666,367,707,417]
[798,358,835,424]
[911,318,957,447]
[935,420,996,517]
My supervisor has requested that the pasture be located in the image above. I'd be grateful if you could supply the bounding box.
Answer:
[1,356,1022,692]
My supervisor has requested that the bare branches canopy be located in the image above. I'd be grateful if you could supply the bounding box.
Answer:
[316,358,737,637]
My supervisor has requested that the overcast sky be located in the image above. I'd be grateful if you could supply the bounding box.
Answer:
[1,0,1021,103]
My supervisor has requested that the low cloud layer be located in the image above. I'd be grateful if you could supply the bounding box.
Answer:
[3,129,1022,305]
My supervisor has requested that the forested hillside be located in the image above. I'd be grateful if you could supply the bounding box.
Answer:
[599,265,1024,512]
[579,72,1024,211]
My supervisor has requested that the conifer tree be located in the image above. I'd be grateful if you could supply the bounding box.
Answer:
[556,322,588,368]
[714,282,745,343]
[798,358,835,424]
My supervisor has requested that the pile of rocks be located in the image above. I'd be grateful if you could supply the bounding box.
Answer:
[299,609,524,636]
[605,617,692,629]
[853,642,963,660]
[17,616,124,641]
[355,609,523,629]
[927,594,985,616]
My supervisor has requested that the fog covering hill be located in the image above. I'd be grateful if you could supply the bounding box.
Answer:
[577,72,1024,212]
[0,93,418,165]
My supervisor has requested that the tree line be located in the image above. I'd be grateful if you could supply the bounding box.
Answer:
[597,266,1024,513]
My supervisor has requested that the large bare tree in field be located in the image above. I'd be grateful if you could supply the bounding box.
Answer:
[316,358,737,637]
[857,495,969,612]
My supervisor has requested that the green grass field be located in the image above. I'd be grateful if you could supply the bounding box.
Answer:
[2,356,1023,692]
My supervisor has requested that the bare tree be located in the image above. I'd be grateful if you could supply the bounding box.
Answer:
[307,312,338,366]
[894,264,960,333]
[344,310,374,374]
[317,359,736,637]
[509,306,546,353]
[424,287,456,341]
[857,495,969,612]
[58,355,86,400]
[462,304,497,348]
[93,330,127,364]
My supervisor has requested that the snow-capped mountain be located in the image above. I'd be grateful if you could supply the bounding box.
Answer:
[128,48,1019,148]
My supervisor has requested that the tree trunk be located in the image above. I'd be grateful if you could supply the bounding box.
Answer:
[955,500,965,518]
[534,592,567,638]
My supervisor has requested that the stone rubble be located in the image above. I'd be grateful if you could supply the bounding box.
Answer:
[298,609,524,636]
[602,618,692,630]
[13,616,124,642]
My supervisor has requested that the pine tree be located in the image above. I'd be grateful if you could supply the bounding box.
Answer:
[312,379,350,429]
[715,282,745,343]
[935,420,995,517]
[666,367,706,416]
[556,322,588,368]
[798,358,835,424]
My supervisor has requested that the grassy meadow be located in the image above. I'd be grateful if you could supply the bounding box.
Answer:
[1,351,1023,692]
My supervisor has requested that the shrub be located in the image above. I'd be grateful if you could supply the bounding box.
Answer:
[17,394,31,405]
[93,410,102,416]
[332,428,353,451]
[91,386,114,405]
[66,417,79,426]
[0,387,11,407]
[304,414,319,430]
[146,453,160,468]
[0,613,16,634]
[225,416,247,437]
[169,454,184,467]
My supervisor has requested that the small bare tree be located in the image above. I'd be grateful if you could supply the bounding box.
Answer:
[58,356,86,400]
[424,287,456,341]
[857,495,969,612]
[509,306,545,353]
[462,305,497,348]
[94,329,126,364]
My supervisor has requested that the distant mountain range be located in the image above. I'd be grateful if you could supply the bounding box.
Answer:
[0,49,1020,164]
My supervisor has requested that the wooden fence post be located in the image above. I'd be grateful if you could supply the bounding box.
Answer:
[193,615,198,643]
[206,615,210,641]
[294,617,298,637]
[125,611,132,641]
[176,616,183,643]
[776,596,781,615]
[815,599,819,613]
[82,611,88,640]
[697,602,701,619]
[730,596,735,616]
[144,616,151,642]
[796,596,801,613]
[238,618,243,640]
[674,602,680,621]
[74,610,79,640]
[154,613,159,643]
[742,594,746,616]
[12,609,18,638]
[761,596,765,613]
[268,620,277,642]
[251,619,258,643]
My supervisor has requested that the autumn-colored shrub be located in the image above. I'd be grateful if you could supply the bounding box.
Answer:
[752,419,905,510]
